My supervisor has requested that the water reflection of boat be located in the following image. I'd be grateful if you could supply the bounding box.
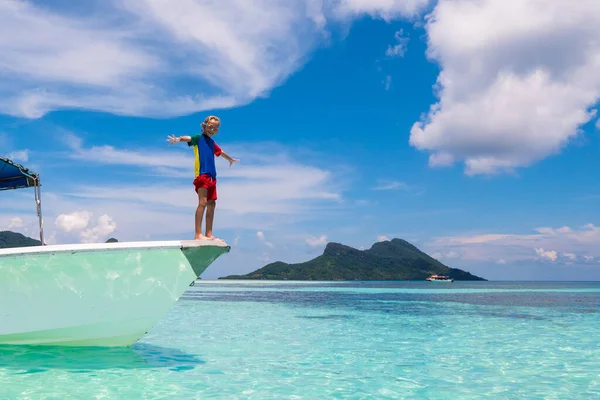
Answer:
[0,343,204,372]
[426,275,454,282]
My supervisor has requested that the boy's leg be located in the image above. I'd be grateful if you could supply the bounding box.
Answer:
[205,200,216,238]
[195,188,208,240]
[204,179,218,239]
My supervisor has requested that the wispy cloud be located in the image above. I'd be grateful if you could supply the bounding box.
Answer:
[333,0,432,21]
[257,231,275,248]
[8,217,23,229]
[66,135,192,176]
[7,150,29,163]
[385,29,409,57]
[373,180,409,191]
[66,133,342,208]
[428,224,600,265]
[0,0,434,120]
[305,234,327,247]
[0,0,321,118]
[384,75,392,91]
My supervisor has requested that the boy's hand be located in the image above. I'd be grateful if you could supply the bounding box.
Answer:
[166,134,179,146]
[220,151,239,167]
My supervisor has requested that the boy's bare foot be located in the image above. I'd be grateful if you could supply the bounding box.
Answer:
[193,234,208,240]
[205,235,224,242]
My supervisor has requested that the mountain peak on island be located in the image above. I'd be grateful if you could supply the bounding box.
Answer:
[323,241,344,250]
[221,237,486,281]
[371,237,419,249]
[323,241,360,255]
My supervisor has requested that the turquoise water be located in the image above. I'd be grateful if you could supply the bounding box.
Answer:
[1,281,600,399]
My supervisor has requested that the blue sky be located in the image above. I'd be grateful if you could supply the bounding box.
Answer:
[1,0,600,280]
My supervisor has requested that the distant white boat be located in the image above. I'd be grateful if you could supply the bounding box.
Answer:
[426,274,454,282]
[0,156,229,346]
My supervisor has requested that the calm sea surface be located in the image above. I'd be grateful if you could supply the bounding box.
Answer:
[1,280,599,399]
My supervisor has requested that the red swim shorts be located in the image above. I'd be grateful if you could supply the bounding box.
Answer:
[193,174,217,201]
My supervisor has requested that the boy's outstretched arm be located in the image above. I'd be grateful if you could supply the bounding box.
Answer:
[167,135,192,145]
[220,150,240,167]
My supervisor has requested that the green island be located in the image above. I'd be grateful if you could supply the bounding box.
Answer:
[0,231,41,248]
[220,238,486,281]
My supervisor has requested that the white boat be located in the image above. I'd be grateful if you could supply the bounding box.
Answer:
[0,157,230,346]
[426,274,454,282]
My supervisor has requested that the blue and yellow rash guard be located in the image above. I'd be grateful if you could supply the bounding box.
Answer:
[188,134,222,179]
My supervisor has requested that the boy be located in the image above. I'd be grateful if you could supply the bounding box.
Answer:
[167,115,239,240]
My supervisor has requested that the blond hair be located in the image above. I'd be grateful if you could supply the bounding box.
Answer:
[201,115,220,133]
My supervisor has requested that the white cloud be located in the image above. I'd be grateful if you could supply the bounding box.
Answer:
[384,75,392,91]
[376,235,389,242]
[431,250,461,260]
[8,217,23,229]
[428,152,454,168]
[333,0,432,21]
[7,150,29,163]
[67,139,189,171]
[80,214,117,243]
[0,0,329,118]
[257,231,274,248]
[55,211,92,233]
[445,250,459,259]
[55,210,117,243]
[535,248,557,262]
[0,0,438,120]
[410,0,600,175]
[430,224,600,265]
[67,165,341,217]
[306,234,328,247]
[596,118,600,130]
[62,136,343,217]
[385,29,409,57]
[535,226,572,235]
[373,180,408,190]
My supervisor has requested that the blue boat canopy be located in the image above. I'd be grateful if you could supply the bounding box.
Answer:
[0,156,40,191]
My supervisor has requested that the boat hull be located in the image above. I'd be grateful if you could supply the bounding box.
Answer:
[0,240,229,346]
